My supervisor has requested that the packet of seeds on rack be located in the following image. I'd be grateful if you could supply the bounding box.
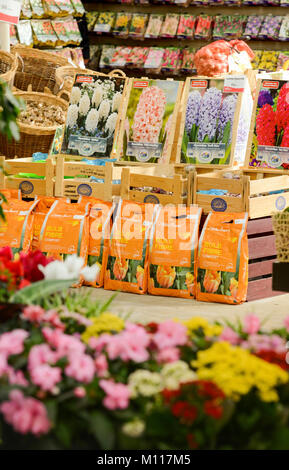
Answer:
[145,14,163,38]
[70,0,85,16]
[279,16,289,41]
[161,13,179,38]
[64,18,82,45]
[94,12,116,34]
[21,0,33,19]
[179,75,253,167]
[31,20,58,47]
[129,13,149,39]
[99,45,116,68]
[61,73,126,158]
[43,0,61,17]
[112,12,132,37]
[10,25,19,46]
[30,0,46,18]
[55,0,74,16]
[52,19,69,45]
[121,78,182,164]
[87,11,98,31]
[17,20,33,47]
[246,78,289,170]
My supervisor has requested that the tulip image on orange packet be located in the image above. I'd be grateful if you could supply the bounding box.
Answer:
[85,199,114,288]
[148,205,202,298]
[0,198,39,253]
[104,200,158,294]
[196,212,248,304]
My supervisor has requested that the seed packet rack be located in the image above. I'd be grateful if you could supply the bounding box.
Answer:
[0,156,54,198]
[193,168,289,219]
[175,74,253,169]
[54,157,121,200]
[116,77,183,165]
[120,166,193,205]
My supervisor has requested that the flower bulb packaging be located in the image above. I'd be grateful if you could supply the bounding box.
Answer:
[61,74,127,159]
[120,78,182,164]
[196,212,248,305]
[179,75,253,167]
[148,205,202,299]
[246,79,289,170]
[104,200,159,294]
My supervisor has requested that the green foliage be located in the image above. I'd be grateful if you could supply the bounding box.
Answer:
[0,79,24,141]
[10,279,78,305]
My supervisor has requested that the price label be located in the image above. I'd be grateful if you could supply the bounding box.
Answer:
[224,76,245,93]
[0,0,22,25]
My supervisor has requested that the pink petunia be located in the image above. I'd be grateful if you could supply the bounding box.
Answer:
[65,353,95,383]
[95,354,108,377]
[219,327,240,345]
[156,346,180,364]
[30,364,62,392]
[0,330,29,357]
[22,306,45,324]
[153,320,187,350]
[243,314,261,335]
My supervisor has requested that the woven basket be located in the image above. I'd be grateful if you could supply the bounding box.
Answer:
[12,45,68,94]
[0,51,17,87]
[0,92,68,159]
[55,67,127,96]
[272,212,289,262]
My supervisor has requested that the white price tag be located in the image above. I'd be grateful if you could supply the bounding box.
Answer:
[0,0,22,25]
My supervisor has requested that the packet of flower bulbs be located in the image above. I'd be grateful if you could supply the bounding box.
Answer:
[104,200,159,294]
[119,78,182,164]
[148,205,202,299]
[60,74,128,159]
[85,199,114,288]
[178,74,253,167]
[196,212,248,304]
[38,199,90,262]
[0,199,39,254]
[245,79,289,171]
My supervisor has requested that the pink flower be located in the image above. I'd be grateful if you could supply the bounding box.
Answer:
[0,390,51,435]
[42,310,65,330]
[153,320,187,350]
[0,354,8,375]
[95,354,108,377]
[22,306,45,324]
[241,334,286,354]
[74,387,86,398]
[219,327,240,345]
[243,314,261,335]
[28,344,57,370]
[0,329,29,357]
[6,367,28,387]
[156,346,180,364]
[65,353,95,383]
[89,334,111,352]
[284,315,289,332]
[106,324,150,363]
[99,379,130,410]
[42,328,85,357]
[30,364,62,392]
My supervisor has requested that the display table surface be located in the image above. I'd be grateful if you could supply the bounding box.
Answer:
[85,287,289,331]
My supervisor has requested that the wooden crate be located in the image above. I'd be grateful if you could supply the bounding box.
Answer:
[247,217,284,301]
[0,156,54,197]
[193,169,289,219]
[120,166,192,205]
[55,157,121,200]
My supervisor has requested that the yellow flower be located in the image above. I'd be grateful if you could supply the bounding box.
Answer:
[180,317,223,337]
[192,342,288,402]
[81,313,124,343]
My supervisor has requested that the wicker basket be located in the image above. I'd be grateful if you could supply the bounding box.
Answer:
[272,212,289,262]
[12,45,68,94]
[0,51,17,87]
[0,92,68,159]
[55,67,127,96]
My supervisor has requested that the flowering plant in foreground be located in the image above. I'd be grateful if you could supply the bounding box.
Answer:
[1,308,289,450]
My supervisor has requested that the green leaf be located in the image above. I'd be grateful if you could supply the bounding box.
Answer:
[88,411,115,450]
[8,121,20,141]
[97,293,117,315]
[54,421,72,448]
[10,279,78,304]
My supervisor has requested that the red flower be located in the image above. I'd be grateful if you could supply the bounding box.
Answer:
[18,279,31,289]
[276,82,289,133]
[20,251,53,282]
[0,246,13,261]
[281,125,289,148]
[187,433,198,449]
[256,104,276,146]
[254,350,289,370]
[146,322,159,333]
[204,400,223,419]
[162,388,181,404]
[195,380,226,400]
[171,401,197,424]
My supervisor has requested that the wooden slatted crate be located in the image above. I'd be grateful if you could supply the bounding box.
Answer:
[120,166,193,205]
[55,157,122,200]
[247,217,284,301]
[193,169,289,219]
[0,156,54,197]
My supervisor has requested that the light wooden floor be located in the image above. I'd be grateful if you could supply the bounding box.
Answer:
[88,288,289,331]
